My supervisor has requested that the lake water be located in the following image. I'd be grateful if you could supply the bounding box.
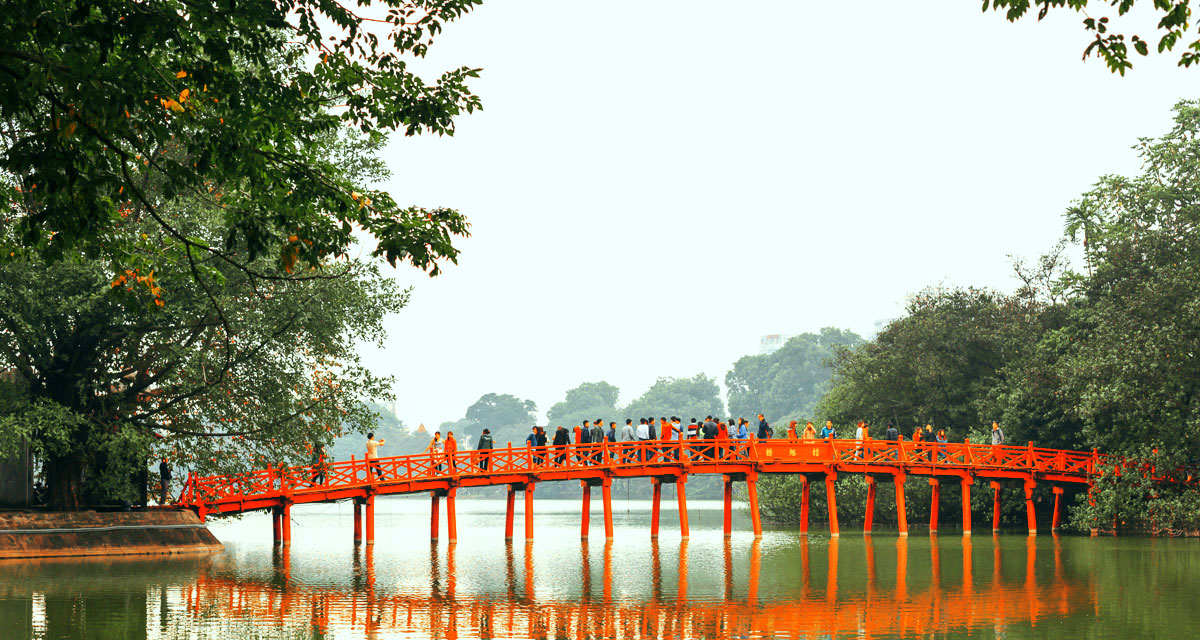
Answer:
[2,496,1198,639]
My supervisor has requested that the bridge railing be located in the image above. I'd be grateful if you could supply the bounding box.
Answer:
[180,437,1102,507]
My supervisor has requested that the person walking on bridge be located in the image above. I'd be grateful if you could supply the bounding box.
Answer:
[590,419,606,464]
[757,414,771,440]
[309,446,326,486]
[554,426,570,467]
[425,432,442,473]
[367,432,386,480]
[476,428,494,472]
[787,421,799,441]
[444,431,458,474]
[884,423,899,459]
[991,421,1005,445]
[819,420,836,439]
[854,421,867,459]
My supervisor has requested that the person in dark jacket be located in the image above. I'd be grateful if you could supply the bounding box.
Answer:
[757,414,771,440]
[885,424,899,441]
[476,428,494,471]
[701,416,719,460]
[553,426,570,466]
[590,420,605,463]
[159,458,173,504]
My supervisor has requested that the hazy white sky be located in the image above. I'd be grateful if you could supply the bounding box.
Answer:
[358,0,1194,427]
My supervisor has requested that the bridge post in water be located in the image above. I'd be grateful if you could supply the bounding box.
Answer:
[864,475,876,534]
[1023,477,1037,535]
[353,498,362,545]
[677,475,690,538]
[281,502,292,546]
[650,478,661,538]
[894,472,908,535]
[601,478,614,540]
[1052,485,1064,531]
[824,470,839,537]
[991,481,1002,532]
[747,472,763,538]
[929,478,940,533]
[961,477,973,535]
[364,494,375,545]
[272,506,281,545]
[581,482,591,539]
[446,488,457,543]
[524,483,535,541]
[799,475,810,536]
[504,485,516,541]
[722,475,733,538]
[430,491,440,542]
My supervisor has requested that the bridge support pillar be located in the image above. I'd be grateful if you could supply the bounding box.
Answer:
[272,506,282,545]
[281,502,292,546]
[929,478,940,534]
[1024,478,1037,536]
[748,473,763,539]
[650,478,661,538]
[677,476,689,539]
[961,477,973,536]
[799,476,810,536]
[364,495,374,545]
[824,471,838,538]
[602,478,614,541]
[894,472,908,536]
[446,488,457,543]
[1052,486,1064,532]
[991,481,1002,532]
[581,483,591,539]
[353,499,362,545]
[864,476,876,534]
[505,485,516,541]
[524,483,535,542]
[430,492,440,542]
[722,475,733,538]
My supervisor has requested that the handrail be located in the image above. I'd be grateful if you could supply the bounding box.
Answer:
[180,437,1106,509]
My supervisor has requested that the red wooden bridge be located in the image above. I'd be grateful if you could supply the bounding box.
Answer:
[178,438,1103,545]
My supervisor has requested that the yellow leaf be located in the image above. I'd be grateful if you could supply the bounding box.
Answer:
[351,191,360,201]
[176,70,187,78]
[179,88,190,103]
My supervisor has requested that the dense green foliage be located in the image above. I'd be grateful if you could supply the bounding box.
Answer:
[1,0,477,275]
[546,381,620,430]
[726,328,862,423]
[759,100,1200,533]
[982,1,1200,74]
[621,374,725,423]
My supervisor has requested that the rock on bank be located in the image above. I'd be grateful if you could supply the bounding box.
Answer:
[0,509,222,559]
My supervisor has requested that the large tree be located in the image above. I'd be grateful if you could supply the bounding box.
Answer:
[0,131,410,510]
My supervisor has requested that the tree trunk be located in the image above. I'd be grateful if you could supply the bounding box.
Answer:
[45,452,84,511]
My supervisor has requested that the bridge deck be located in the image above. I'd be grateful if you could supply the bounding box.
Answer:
[179,438,1099,542]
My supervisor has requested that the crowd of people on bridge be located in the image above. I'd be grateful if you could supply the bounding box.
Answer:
[380,417,1011,474]
[307,416,1011,483]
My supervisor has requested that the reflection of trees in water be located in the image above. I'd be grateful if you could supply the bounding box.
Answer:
[168,536,1094,639]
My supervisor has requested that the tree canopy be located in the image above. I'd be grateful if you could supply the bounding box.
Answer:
[1,0,477,278]
[622,374,724,423]
[726,328,862,423]
[546,381,620,429]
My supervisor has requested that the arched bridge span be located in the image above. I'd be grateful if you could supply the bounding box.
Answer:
[179,438,1102,544]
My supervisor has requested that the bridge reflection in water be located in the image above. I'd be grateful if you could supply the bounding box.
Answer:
[187,535,1093,639]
